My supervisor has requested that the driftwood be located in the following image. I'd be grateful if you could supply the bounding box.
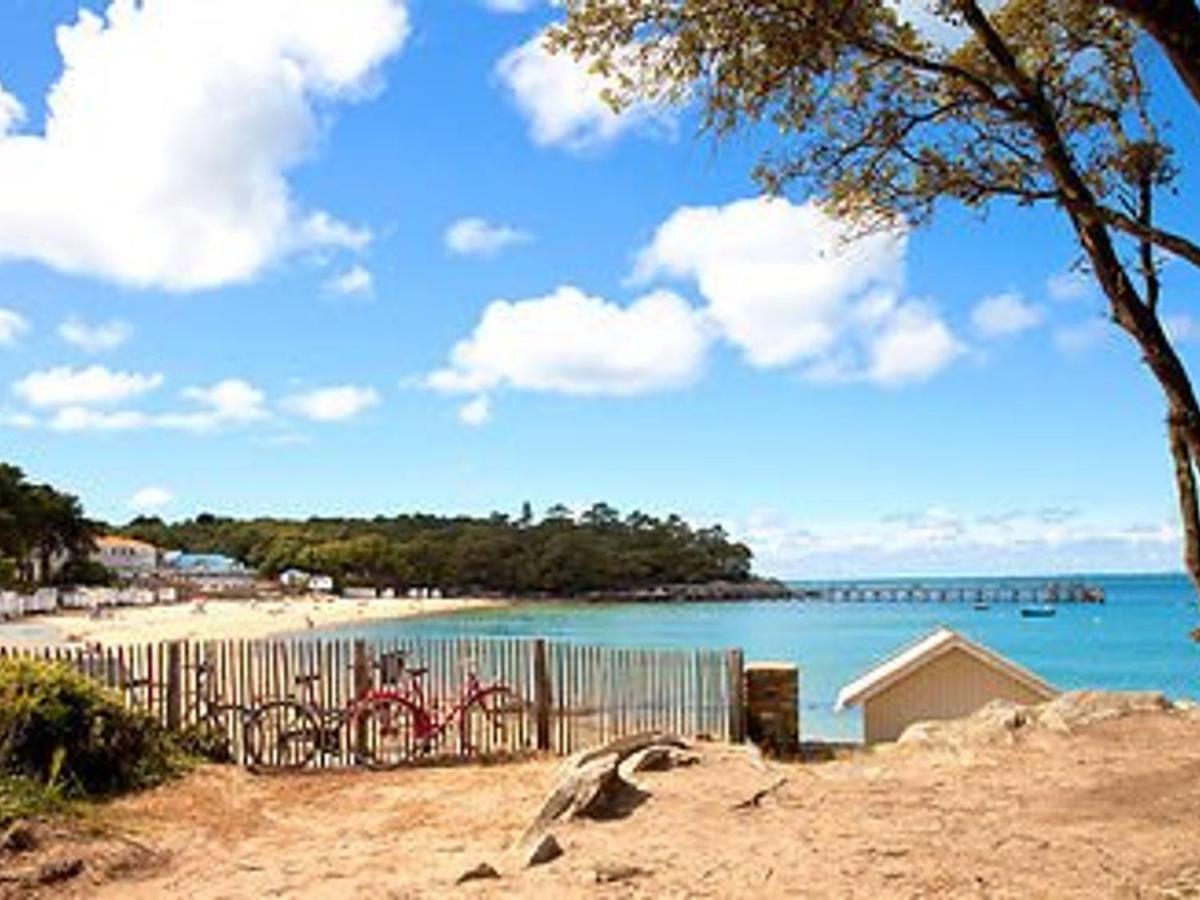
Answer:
[730,777,788,810]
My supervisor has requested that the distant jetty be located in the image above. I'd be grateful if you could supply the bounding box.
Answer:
[587,579,1105,605]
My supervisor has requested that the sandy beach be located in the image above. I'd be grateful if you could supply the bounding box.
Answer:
[0,596,509,646]
[5,699,1200,898]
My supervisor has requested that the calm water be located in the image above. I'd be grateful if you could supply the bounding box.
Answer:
[316,573,1200,740]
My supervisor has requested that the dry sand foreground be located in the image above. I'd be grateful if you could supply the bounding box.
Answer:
[6,700,1200,898]
[6,596,507,646]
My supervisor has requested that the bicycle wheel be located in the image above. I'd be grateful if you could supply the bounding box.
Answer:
[457,686,521,756]
[249,701,320,770]
[351,697,423,769]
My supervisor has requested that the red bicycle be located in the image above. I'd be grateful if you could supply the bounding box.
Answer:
[350,653,521,769]
[249,652,522,770]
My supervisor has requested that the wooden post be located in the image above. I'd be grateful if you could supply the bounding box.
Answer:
[727,647,746,743]
[165,641,182,731]
[352,640,369,758]
[533,638,552,752]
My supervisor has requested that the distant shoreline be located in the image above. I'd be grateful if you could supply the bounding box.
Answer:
[0,595,510,647]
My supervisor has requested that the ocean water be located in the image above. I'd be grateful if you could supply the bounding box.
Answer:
[315,573,1200,740]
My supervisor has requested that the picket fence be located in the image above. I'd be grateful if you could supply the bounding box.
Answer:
[0,636,745,768]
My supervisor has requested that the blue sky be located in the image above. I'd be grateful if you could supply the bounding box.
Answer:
[0,0,1198,578]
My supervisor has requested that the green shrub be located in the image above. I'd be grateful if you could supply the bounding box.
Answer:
[0,658,181,797]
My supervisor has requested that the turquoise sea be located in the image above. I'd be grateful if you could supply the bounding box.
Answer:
[316,573,1200,740]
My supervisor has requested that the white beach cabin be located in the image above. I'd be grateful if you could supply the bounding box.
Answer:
[836,627,1057,744]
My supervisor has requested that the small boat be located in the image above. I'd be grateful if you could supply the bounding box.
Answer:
[973,601,990,611]
[1020,605,1057,618]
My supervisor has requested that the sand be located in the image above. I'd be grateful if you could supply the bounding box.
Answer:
[8,705,1200,898]
[2,596,508,646]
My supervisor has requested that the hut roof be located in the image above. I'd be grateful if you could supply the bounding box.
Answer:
[835,627,1056,711]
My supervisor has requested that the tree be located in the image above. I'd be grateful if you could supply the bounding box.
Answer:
[551,0,1200,601]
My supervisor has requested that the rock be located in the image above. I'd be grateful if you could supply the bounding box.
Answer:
[1034,691,1173,732]
[36,857,84,885]
[1,822,38,853]
[594,863,647,884]
[455,862,500,884]
[524,833,563,867]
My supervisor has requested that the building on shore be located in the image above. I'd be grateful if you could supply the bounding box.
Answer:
[93,535,160,576]
[835,627,1057,744]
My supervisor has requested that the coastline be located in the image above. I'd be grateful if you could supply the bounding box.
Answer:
[0,595,510,647]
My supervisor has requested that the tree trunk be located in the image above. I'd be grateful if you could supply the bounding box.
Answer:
[959,0,1200,613]
[1104,0,1200,109]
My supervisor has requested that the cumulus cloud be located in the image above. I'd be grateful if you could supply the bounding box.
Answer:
[496,29,668,150]
[58,317,133,353]
[458,395,491,427]
[970,292,1043,338]
[283,385,380,422]
[13,365,163,408]
[0,82,24,136]
[444,218,532,257]
[129,486,172,511]
[429,286,710,396]
[324,265,374,297]
[45,377,268,433]
[0,309,29,345]
[0,0,409,290]
[633,197,962,385]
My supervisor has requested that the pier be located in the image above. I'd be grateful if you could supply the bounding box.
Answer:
[598,579,1105,604]
[793,581,1105,605]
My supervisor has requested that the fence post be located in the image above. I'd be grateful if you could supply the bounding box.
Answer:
[533,638,552,751]
[353,640,369,758]
[727,647,746,743]
[165,641,183,731]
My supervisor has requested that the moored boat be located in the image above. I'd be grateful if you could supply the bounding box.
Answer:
[1020,605,1057,618]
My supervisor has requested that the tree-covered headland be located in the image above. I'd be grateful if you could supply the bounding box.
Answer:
[121,503,755,595]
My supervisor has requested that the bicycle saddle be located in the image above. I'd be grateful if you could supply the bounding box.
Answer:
[294,673,320,685]
[406,666,428,678]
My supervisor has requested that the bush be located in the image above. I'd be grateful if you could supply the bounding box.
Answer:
[0,658,181,797]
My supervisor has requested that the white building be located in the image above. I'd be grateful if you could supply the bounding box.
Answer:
[836,627,1057,744]
[93,536,159,575]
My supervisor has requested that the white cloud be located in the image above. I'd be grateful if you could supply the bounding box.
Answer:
[0,308,29,345]
[1047,270,1093,302]
[970,292,1043,338]
[738,506,1180,579]
[482,0,540,11]
[283,385,379,421]
[324,265,374,297]
[0,0,408,290]
[13,365,163,408]
[429,286,709,396]
[20,376,269,433]
[496,29,668,150]
[48,407,148,432]
[633,196,962,385]
[444,217,532,257]
[1054,319,1111,356]
[0,82,24,136]
[458,395,491,427]
[130,486,172,511]
[866,300,965,385]
[166,379,268,431]
[58,316,133,352]
[0,410,37,429]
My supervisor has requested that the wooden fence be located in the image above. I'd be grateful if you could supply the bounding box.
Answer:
[0,637,743,769]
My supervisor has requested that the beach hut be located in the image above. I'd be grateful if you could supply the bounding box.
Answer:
[835,627,1057,744]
